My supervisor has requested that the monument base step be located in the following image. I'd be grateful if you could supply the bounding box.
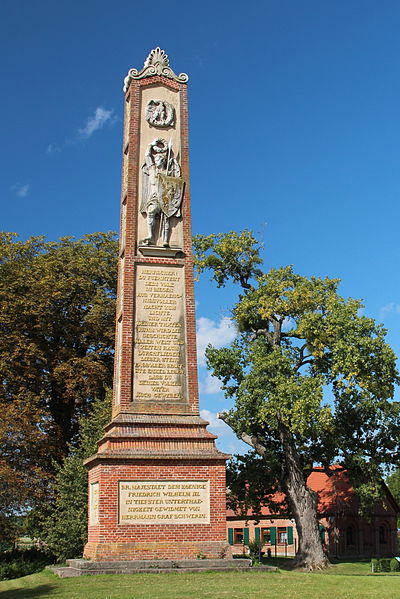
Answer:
[49,558,277,577]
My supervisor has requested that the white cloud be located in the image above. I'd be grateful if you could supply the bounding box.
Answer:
[46,143,61,154]
[200,409,248,455]
[196,316,237,367]
[78,106,114,139]
[11,183,29,197]
[200,409,227,432]
[45,107,116,152]
[379,303,400,322]
[198,373,222,395]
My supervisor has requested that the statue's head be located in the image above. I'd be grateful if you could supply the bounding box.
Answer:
[154,153,167,168]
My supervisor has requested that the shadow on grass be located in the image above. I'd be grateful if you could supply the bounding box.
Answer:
[264,557,372,575]
[0,584,56,598]
[262,557,297,571]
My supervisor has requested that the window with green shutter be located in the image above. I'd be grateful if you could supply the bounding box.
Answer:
[287,526,293,544]
[255,527,260,542]
[233,528,244,544]
[261,527,271,544]
[228,528,233,545]
[243,527,249,545]
[270,526,276,544]
[278,527,288,544]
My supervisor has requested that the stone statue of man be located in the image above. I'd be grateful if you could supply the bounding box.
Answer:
[140,138,183,247]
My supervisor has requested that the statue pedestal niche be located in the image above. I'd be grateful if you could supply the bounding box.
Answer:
[83,48,231,563]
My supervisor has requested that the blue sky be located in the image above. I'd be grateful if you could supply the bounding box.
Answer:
[2,1,400,454]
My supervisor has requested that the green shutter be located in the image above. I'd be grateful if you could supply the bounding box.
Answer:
[270,526,276,544]
[255,527,260,542]
[287,526,293,544]
[319,524,325,543]
[244,528,249,545]
[228,528,233,545]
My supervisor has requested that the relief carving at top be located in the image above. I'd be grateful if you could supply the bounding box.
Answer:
[146,100,175,128]
[123,47,189,92]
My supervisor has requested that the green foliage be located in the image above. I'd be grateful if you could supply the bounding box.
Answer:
[379,558,392,572]
[193,230,263,289]
[197,232,399,483]
[386,470,400,501]
[227,453,285,517]
[390,558,400,572]
[0,232,117,533]
[371,557,399,573]
[371,557,400,572]
[195,231,400,564]
[0,548,52,581]
[248,538,264,564]
[386,469,400,526]
[30,392,112,562]
[0,513,24,550]
[371,558,379,572]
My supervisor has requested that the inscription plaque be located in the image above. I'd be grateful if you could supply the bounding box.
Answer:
[89,482,99,525]
[119,480,210,524]
[133,265,187,402]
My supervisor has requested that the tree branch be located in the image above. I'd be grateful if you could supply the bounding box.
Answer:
[238,274,251,290]
[240,432,269,456]
[218,412,268,457]
[295,344,314,371]
[268,316,282,346]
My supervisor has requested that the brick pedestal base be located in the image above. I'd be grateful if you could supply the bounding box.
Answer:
[84,540,230,561]
[84,414,230,561]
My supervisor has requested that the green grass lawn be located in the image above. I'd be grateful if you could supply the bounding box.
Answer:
[0,561,399,599]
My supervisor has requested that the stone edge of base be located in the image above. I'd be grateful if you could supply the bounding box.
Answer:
[49,561,278,578]
[67,558,251,569]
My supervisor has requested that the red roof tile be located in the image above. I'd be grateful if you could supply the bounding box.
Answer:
[227,467,356,518]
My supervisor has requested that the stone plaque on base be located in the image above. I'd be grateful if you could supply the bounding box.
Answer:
[119,480,210,524]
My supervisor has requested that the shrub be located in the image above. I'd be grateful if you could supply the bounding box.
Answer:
[379,558,391,572]
[371,558,379,572]
[248,539,263,565]
[0,548,52,581]
[390,558,400,572]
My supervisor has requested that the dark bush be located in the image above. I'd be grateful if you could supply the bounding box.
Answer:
[0,548,53,581]
[390,558,400,572]
[371,558,379,572]
[379,558,391,572]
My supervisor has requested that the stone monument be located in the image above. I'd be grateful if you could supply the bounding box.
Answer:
[82,48,231,563]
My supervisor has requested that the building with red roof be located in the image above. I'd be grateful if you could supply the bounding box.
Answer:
[227,467,399,558]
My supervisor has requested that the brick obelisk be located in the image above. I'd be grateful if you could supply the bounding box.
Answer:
[83,48,230,561]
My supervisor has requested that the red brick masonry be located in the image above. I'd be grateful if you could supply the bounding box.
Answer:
[84,69,230,561]
[85,458,229,560]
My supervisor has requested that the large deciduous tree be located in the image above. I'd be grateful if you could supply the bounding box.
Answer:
[0,232,117,522]
[194,231,400,570]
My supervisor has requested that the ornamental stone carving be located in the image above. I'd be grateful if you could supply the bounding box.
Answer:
[146,100,175,128]
[140,138,184,248]
[123,47,189,92]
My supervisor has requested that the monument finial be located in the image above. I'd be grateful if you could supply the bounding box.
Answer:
[123,47,189,91]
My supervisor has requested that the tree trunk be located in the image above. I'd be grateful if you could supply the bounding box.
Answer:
[279,424,330,570]
[222,413,330,570]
